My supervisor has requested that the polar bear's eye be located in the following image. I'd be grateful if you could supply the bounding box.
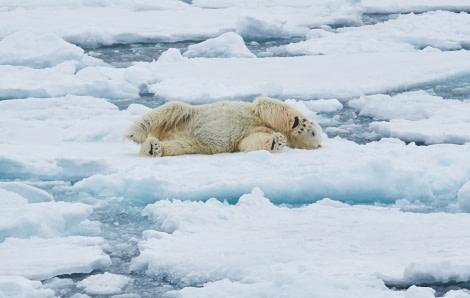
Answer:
[292,116,299,129]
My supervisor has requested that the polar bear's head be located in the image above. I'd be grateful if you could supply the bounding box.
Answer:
[253,96,323,150]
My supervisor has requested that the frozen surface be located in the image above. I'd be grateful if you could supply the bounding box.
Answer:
[0,193,99,241]
[0,31,89,68]
[146,50,470,102]
[0,236,111,280]
[361,0,470,13]
[77,273,131,296]
[1,93,468,207]
[1,0,470,297]
[0,276,54,298]
[133,189,470,297]
[0,0,362,47]
[350,91,470,145]
[0,181,52,202]
[270,11,470,56]
[183,32,255,58]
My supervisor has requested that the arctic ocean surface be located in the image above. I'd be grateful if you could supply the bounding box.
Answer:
[1,1,470,297]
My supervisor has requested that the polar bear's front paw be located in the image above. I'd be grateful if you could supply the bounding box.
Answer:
[270,133,287,152]
[140,137,162,157]
[293,117,313,136]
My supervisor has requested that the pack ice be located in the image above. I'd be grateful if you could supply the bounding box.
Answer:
[1,0,470,297]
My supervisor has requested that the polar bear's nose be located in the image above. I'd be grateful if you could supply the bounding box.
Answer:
[312,131,315,137]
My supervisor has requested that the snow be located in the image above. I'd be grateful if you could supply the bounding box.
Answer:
[0,182,52,203]
[302,98,344,113]
[146,49,470,102]
[0,276,54,298]
[183,32,255,58]
[0,0,362,47]
[77,273,131,296]
[70,137,470,208]
[0,237,111,280]
[1,0,470,297]
[404,286,435,298]
[0,31,90,68]
[132,188,470,297]
[0,195,99,241]
[361,0,470,14]
[350,91,470,145]
[270,11,470,56]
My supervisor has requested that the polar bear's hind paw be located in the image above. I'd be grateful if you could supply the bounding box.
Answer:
[140,137,162,157]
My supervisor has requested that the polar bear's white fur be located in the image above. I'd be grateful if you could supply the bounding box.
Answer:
[124,97,322,157]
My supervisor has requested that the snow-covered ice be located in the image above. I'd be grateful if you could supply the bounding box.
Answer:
[350,91,470,145]
[132,188,470,297]
[0,276,54,298]
[0,237,111,280]
[1,0,470,297]
[77,273,131,296]
[183,32,256,58]
[269,11,470,56]
[146,50,470,102]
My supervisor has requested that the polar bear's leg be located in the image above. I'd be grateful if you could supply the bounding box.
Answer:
[253,97,312,134]
[238,132,287,153]
[159,139,201,156]
[124,101,195,144]
[140,136,201,157]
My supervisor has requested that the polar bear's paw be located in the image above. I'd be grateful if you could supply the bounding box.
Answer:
[140,136,162,157]
[293,117,313,136]
[270,133,287,152]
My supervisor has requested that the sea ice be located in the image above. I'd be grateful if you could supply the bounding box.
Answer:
[361,0,470,13]
[270,11,470,56]
[132,189,470,297]
[350,91,470,144]
[302,98,343,113]
[0,236,111,280]
[183,32,255,58]
[1,1,470,297]
[146,50,470,102]
[0,0,362,47]
[0,276,54,298]
[0,31,88,68]
[0,91,467,208]
[0,181,52,203]
[77,273,131,296]
[0,198,99,241]
[0,62,139,100]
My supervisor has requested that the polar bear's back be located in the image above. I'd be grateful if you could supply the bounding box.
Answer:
[190,101,263,152]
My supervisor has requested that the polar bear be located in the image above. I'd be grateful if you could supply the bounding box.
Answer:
[123,96,322,157]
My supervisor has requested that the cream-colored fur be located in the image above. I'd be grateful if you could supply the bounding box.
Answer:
[123,97,322,157]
